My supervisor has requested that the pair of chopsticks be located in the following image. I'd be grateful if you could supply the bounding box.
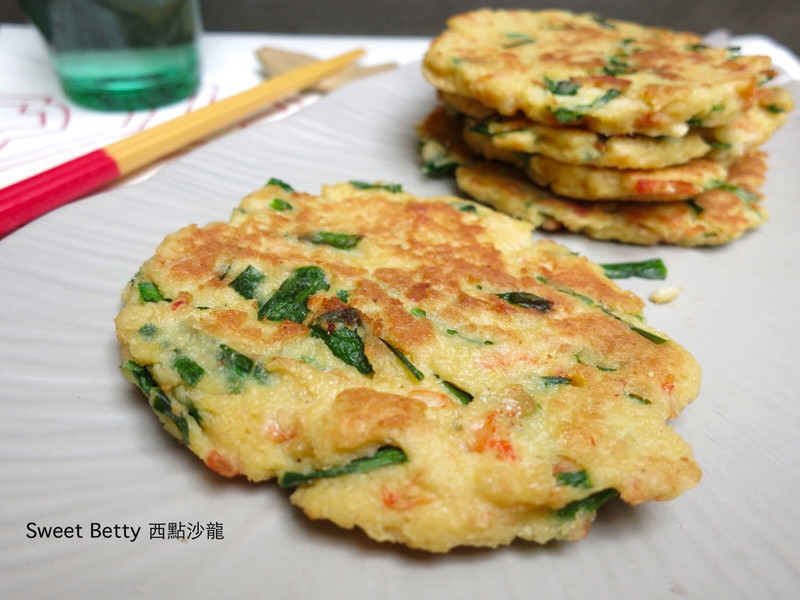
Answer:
[0,49,364,238]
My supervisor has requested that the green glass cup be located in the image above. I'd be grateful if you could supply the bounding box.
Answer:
[18,0,203,111]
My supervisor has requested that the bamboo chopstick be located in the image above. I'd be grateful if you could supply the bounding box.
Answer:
[0,48,364,238]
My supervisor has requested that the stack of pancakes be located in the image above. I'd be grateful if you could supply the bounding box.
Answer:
[420,9,793,246]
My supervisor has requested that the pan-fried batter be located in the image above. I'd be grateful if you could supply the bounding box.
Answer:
[117,179,701,551]
[419,105,767,246]
[423,9,775,137]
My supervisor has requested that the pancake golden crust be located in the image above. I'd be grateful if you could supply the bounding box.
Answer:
[422,9,775,136]
[519,155,728,202]
[706,85,793,160]
[462,112,713,170]
[445,86,792,167]
[462,125,730,202]
[417,105,477,177]
[456,158,767,247]
[419,104,768,246]
[117,180,701,552]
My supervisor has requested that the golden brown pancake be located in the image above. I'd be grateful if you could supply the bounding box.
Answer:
[461,111,713,170]
[116,178,701,552]
[705,85,793,160]
[448,84,791,170]
[456,158,767,247]
[423,9,776,137]
[418,105,768,246]
[462,124,731,202]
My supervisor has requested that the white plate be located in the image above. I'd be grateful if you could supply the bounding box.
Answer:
[1,63,799,600]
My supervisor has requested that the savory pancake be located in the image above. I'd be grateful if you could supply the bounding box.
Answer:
[451,84,791,169]
[116,179,701,552]
[422,9,776,136]
[462,125,731,202]
[456,158,767,247]
[705,84,793,160]
[462,112,713,170]
[418,104,477,176]
[418,105,767,246]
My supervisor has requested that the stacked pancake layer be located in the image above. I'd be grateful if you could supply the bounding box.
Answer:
[420,9,792,245]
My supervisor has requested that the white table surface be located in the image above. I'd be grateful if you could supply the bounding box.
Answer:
[0,23,431,189]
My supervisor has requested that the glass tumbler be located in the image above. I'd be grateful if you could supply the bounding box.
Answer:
[19,0,203,111]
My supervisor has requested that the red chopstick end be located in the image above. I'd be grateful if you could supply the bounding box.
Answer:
[0,149,121,238]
